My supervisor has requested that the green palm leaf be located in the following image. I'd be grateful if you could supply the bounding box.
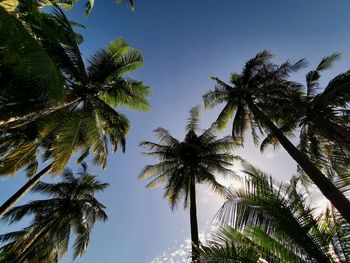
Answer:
[0,6,63,104]
[0,143,39,176]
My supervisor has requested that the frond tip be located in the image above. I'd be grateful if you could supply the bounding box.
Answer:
[186,105,201,132]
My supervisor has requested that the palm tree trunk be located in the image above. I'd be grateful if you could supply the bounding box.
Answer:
[0,164,52,217]
[190,178,200,262]
[245,98,350,223]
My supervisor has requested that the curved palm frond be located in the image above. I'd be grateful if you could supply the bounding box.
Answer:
[210,163,350,262]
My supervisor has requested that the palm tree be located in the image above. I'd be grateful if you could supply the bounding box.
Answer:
[139,106,238,262]
[258,54,350,204]
[199,164,350,262]
[298,54,350,153]
[292,55,350,189]
[0,163,108,263]
[261,54,350,171]
[1,3,150,129]
[203,50,350,223]
[0,5,150,216]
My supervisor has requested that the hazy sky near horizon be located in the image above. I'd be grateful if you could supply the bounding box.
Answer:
[1,0,350,262]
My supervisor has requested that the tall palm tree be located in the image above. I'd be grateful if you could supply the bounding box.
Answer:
[0,163,108,263]
[260,54,350,168]
[203,50,350,223]
[0,5,150,216]
[294,55,350,188]
[139,106,238,262]
[258,54,350,205]
[298,54,350,152]
[199,164,350,262]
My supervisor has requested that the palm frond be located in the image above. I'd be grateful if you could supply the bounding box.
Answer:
[0,143,39,176]
[215,102,237,131]
[212,163,334,262]
[98,79,151,111]
[316,53,341,72]
[0,5,63,104]
[186,106,201,132]
[314,69,350,108]
[50,114,83,174]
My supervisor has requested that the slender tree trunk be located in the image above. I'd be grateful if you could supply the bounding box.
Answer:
[245,98,350,223]
[0,164,52,217]
[190,178,200,262]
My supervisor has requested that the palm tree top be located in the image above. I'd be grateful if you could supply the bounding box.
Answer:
[303,53,350,110]
[202,50,306,146]
[139,106,239,209]
[3,163,108,224]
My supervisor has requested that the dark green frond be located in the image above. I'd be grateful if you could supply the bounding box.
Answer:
[0,5,63,107]
[316,53,341,72]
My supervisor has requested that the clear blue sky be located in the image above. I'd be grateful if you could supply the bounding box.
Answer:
[1,0,350,262]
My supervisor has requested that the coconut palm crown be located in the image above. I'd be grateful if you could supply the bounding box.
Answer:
[139,106,238,262]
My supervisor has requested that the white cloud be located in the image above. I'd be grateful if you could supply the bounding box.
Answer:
[150,234,207,263]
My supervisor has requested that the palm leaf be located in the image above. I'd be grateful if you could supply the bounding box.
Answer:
[0,143,39,176]
[186,106,201,132]
[0,6,63,103]
[50,114,83,174]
